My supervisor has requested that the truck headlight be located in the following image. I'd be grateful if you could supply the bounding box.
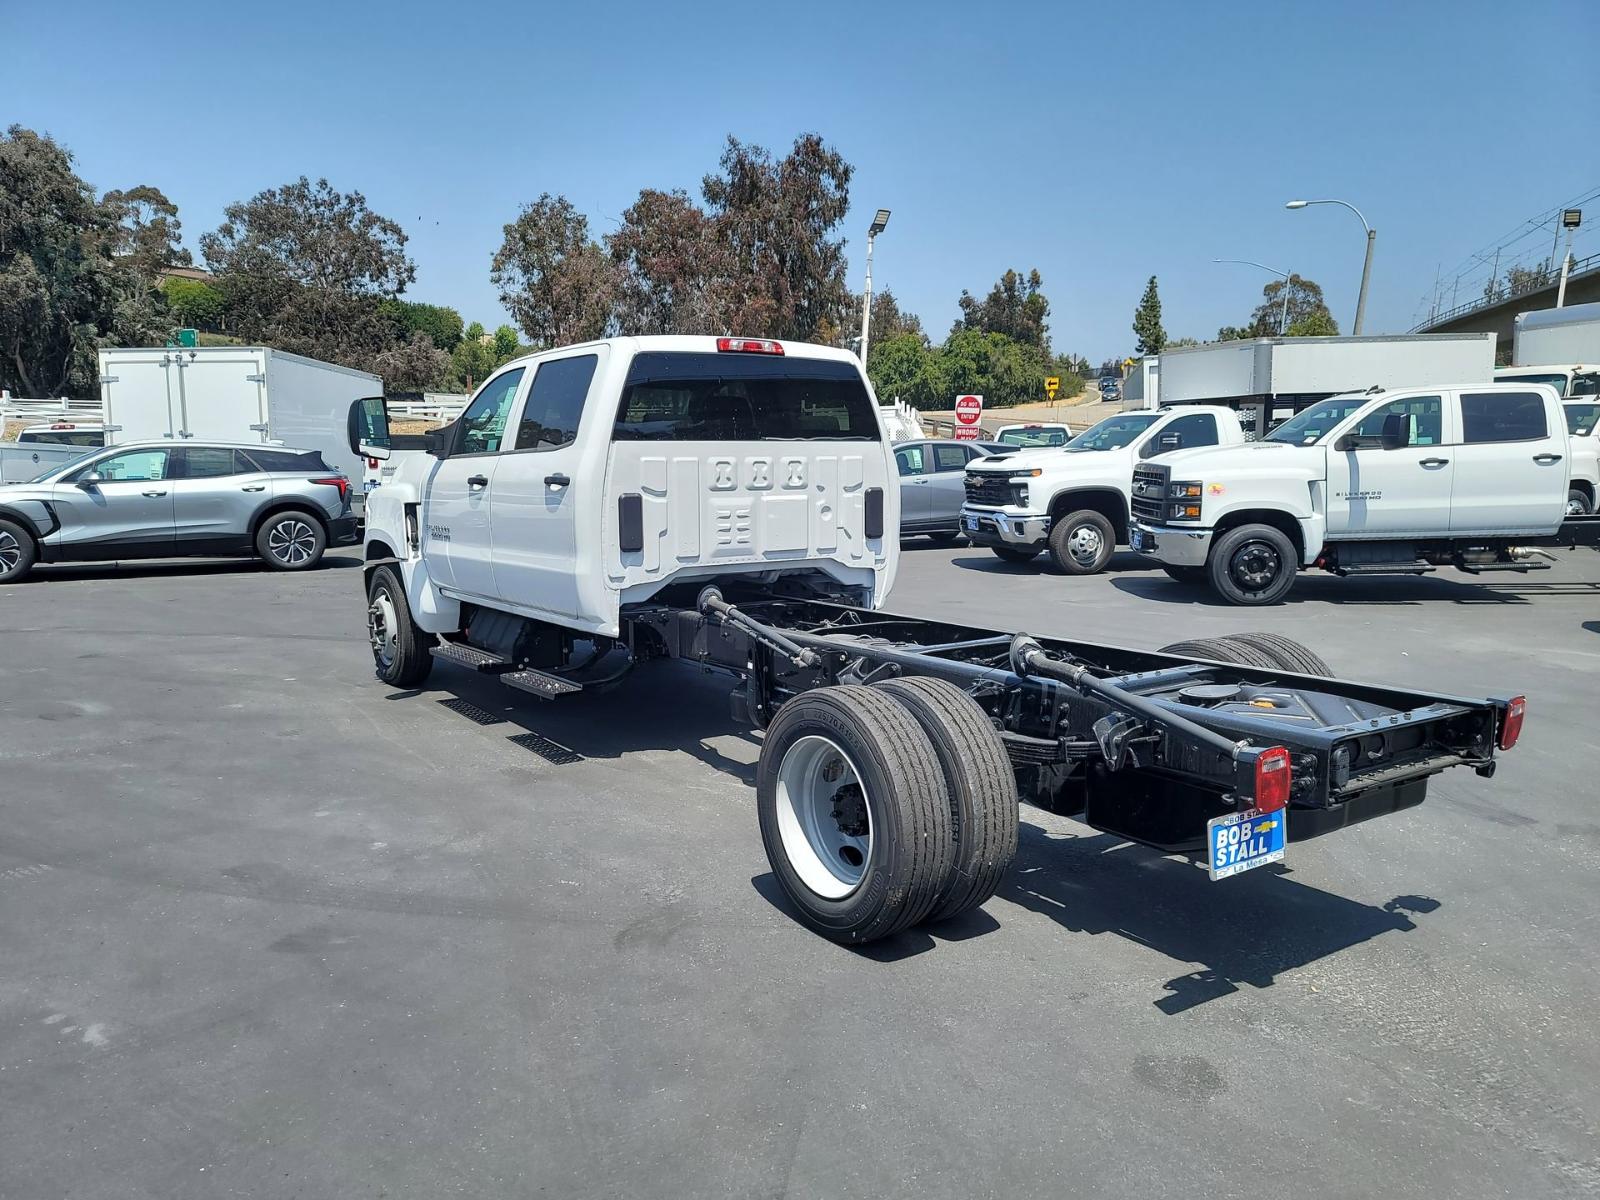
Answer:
[1169,503,1203,520]
[1010,482,1030,506]
[1170,480,1202,499]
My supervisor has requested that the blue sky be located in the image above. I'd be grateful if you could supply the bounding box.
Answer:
[7,0,1596,361]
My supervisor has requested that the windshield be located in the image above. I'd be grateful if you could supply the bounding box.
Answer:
[1497,372,1569,394]
[998,427,1068,447]
[21,430,104,447]
[1264,397,1371,445]
[614,352,880,441]
[26,448,96,482]
[1064,413,1158,451]
[1566,403,1600,437]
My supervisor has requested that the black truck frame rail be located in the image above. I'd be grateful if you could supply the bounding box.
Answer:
[623,587,1515,855]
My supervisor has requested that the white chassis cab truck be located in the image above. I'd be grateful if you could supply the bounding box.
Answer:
[352,336,1532,944]
[960,406,1247,573]
[1130,382,1598,605]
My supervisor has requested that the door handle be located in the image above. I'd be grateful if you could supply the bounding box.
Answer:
[241,484,266,492]
[1532,453,1562,464]
[141,490,168,497]
[545,473,571,488]
[467,474,490,488]
[1418,457,1450,467]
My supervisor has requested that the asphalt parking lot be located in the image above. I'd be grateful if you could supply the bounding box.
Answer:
[3,543,1599,1199]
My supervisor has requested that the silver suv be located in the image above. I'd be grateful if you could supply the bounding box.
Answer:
[0,441,357,584]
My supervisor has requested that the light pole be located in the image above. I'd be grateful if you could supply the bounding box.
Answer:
[1286,198,1375,335]
[1214,258,1293,335]
[859,208,890,365]
[1556,208,1582,308]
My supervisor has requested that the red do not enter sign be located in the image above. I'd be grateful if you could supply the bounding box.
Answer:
[954,395,983,425]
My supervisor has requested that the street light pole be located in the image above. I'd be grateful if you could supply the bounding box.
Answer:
[1286,198,1375,334]
[859,208,891,366]
[1213,258,1293,335]
[1556,208,1582,308]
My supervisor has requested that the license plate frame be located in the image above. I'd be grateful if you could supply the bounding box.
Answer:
[1130,528,1150,552]
[964,515,979,532]
[1207,808,1287,880]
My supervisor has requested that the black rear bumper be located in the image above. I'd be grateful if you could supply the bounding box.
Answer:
[328,515,360,545]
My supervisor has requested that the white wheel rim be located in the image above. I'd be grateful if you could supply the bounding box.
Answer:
[1569,497,1586,516]
[368,589,399,667]
[269,520,317,564]
[775,735,871,899]
[1067,524,1103,563]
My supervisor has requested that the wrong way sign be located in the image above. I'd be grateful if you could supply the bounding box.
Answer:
[953,394,983,441]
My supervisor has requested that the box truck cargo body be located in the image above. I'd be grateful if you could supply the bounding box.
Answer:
[97,347,381,505]
[1512,302,1600,366]
[1154,333,1496,435]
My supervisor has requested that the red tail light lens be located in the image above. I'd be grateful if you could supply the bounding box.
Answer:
[366,457,379,469]
[716,337,784,355]
[309,475,350,503]
[1254,746,1292,814]
[1497,696,1526,750]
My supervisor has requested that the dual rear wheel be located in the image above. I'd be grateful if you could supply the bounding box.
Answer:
[757,679,1018,944]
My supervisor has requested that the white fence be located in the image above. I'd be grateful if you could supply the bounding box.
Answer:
[386,393,469,422]
[0,396,106,425]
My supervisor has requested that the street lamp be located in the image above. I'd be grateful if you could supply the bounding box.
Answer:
[1286,198,1375,335]
[1214,258,1293,335]
[859,208,891,366]
[1556,208,1582,308]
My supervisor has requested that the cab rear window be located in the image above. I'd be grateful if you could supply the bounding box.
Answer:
[613,352,880,441]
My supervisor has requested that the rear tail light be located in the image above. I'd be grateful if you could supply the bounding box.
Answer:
[1254,746,1292,813]
[366,457,379,469]
[716,337,784,355]
[1497,696,1526,750]
[309,475,350,504]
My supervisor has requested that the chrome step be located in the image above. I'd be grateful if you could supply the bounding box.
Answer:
[430,640,514,673]
[500,668,583,699]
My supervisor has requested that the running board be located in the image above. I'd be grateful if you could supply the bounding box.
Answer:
[1455,560,1552,574]
[1330,562,1436,576]
[430,640,516,674]
[500,668,583,699]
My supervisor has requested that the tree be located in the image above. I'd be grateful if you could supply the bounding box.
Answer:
[606,188,732,335]
[0,126,168,399]
[1286,310,1338,337]
[866,332,931,402]
[866,288,924,345]
[954,268,1051,351]
[1505,264,1551,298]
[701,133,853,340]
[1216,325,1255,342]
[380,299,464,352]
[1245,274,1338,337]
[104,185,191,275]
[375,331,451,392]
[200,177,415,368]
[161,276,224,328]
[1164,336,1200,349]
[491,193,617,348]
[1132,275,1165,354]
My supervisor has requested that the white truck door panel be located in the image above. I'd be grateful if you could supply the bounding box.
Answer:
[1325,394,1452,536]
[174,351,268,441]
[100,352,180,444]
[1449,389,1568,533]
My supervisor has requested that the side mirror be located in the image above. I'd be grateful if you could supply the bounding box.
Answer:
[426,424,455,459]
[1381,430,1406,450]
[1333,434,1356,453]
[347,395,391,461]
[76,473,102,490]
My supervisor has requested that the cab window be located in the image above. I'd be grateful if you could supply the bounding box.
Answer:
[932,444,970,472]
[895,445,927,476]
[1149,412,1218,454]
[456,368,526,455]
[78,448,169,482]
[1351,396,1443,446]
[1460,392,1547,444]
[515,355,597,451]
[176,447,245,479]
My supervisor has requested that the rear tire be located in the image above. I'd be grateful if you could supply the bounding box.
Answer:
[1569,488,1593,517]
[990,545,1041,564]
[367,564,436,687]
[1158,637,1277,668]
[1206,523,1298,606]
[257,510,327,571]
[0,518,37,584]
[1047,509,1116,574]
[873,678,1018,924]
[1220,632,1332,675]
[756,686,954,943]
[1162,564,1207,586]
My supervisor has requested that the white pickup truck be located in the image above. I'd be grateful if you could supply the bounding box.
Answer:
[960,406,1246,573]
[350,336,1534,945]
[1567,399,1599,514]
[1130,382,1581,604]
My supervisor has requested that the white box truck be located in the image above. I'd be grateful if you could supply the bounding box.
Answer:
[1156,334,1497,436]
[97,347,382,506]
[1494,302,1600,398]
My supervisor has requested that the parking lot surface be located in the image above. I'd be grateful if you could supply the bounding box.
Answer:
[3,545,1598,1199]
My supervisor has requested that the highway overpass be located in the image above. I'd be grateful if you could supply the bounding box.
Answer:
[1412,251,1600,353]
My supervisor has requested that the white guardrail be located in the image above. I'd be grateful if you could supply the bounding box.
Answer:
[1,397,106,424]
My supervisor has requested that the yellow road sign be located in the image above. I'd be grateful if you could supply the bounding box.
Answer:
[1044,376,1060,399]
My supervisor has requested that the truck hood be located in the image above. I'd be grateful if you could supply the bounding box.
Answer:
[967,446,1126,475]
[1156,440,1323,479]
[967,447,1057,472]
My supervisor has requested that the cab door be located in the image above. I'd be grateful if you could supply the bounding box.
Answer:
[49,447,176,558]
[895,443,933,525]
[423,367,524,599]
[1449,389,1568,533]
[1324,394,1452,537]
[490,350,605,619]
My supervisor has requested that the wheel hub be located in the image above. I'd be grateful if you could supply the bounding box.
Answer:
[774,735,872,899]
[1231,541,1280,589]
[830,783,869,838]
[1067,524,1103,562]
[367,591,398,665]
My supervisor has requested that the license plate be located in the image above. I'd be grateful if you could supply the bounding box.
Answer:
[1130,528,1150,551]
[964,516,979,531]
[363,479,380,492]
[1207,809,1287,880]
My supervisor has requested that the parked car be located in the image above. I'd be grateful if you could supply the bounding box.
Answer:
[993,422,1071,448]
[894,438,1008,541]
[0,441,357,584]
[16,422,108,447]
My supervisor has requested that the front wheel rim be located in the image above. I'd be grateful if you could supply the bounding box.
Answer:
[1569,497,1587,516]
[1066,524,1104,564]
[0,531,20,574]
[1230,540,1282,590]
[368,588,399,668]
[268,520,317,564]
[774,735,872,899]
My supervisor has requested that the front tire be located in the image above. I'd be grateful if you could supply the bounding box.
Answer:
[990,545,1041,564]
[1047,509,1116,574]
[756,686,954,943]
[1206,523,1298,606]
[367,564,436,687]
[257,510,327,571]
[0,518,38,584]
[1568,488,1594,517]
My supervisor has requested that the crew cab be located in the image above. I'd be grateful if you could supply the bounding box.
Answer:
[1563,399,1598,515]
[1130,383,1578,604]
[960,406,1246,572]
[351,338,1532,947]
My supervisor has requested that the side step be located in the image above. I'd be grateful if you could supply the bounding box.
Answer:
[1456,560,1552,574]
[431,640,515,674]
[500,668,582,699]
[1330,562,1436,577]
[430,640,582,700]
